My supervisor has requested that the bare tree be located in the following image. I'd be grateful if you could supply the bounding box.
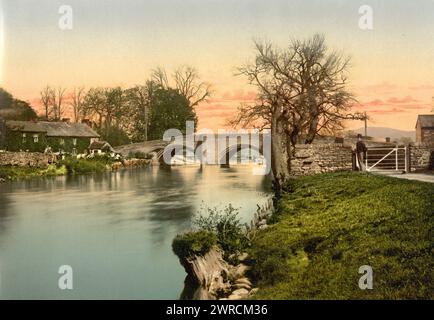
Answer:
[151,66,211,110]
[233,35,361,194]
[82,88,106,128]
[151,67,169,89]
[40,86,55,120]
[52,87,66,120]
[234,41,297,194]
[70,87,85,122]
[173,66,211,108]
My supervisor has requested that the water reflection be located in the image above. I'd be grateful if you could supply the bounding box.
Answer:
[0,165,271,299]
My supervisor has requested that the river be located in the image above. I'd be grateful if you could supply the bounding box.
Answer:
[0,165,271,299]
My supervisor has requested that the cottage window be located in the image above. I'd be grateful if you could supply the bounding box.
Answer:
[72,138,77,146]
[22,133,26,143]
[33,134,39,143]
[60,138,65,145]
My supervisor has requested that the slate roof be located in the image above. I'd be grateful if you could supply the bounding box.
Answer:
[5,120,100,138]
[416,115,434,129]
[38,122,100,138]
[6,120,47,133]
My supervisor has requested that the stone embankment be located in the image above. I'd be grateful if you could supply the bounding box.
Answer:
[111,158,150,170]
[0,151,52,168]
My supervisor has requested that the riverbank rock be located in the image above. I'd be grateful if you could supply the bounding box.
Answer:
[237,252,249,262]
[235,277,252,287]
[249,288,259,296]
[228,288,250,300]
[178,246,232,299]
[230,263,252,280]
[258,219,267,226]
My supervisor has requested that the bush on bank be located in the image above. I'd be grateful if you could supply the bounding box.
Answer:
[172,230,217,258]
[57,156,111,175]
[0,155,116,181]
[0,164,67,181]
[172,204,248,260]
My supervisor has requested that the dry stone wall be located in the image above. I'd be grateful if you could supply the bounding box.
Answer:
[291,144,353,175]
[0,151,51,168]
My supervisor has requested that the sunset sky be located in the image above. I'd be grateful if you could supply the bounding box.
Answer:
[1,0,434,131]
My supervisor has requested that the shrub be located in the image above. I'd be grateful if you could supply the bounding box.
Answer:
[0,164,66,181]
[127,151,150,159]
[172,230,217,259]
[193,204,247,256]
[58,158,107,175]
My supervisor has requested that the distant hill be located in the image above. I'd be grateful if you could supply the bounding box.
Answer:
[351,127,416,141]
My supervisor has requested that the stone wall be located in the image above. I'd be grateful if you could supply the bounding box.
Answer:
[418,128,434,145]
[291,143,353,176]
[0,151,52,168]
[410,145,434,171]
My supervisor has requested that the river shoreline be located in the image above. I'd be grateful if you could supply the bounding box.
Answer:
[0,157,151,182]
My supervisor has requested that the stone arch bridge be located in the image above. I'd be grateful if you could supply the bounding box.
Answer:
[114,133,269,167]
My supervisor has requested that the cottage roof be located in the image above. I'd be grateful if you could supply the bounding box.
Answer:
[416,114,434,129]
[5,120,100,138]
[6,120,46,133]
[38,121,100,138]
[89,140,114,152]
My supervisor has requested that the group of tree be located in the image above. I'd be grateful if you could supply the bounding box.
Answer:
[37,66,210,146]
[0,88,38,121]
[232,34,366,194]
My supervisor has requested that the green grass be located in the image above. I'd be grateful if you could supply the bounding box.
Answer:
[0,156,114,181]
[249,172,434,299]
[0,164,67,181]
[172,230,217,258]
[57,157,111,175]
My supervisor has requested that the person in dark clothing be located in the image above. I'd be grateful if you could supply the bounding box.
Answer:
[355,134,367,171]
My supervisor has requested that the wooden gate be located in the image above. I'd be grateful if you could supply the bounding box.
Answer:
[364,146,409,173]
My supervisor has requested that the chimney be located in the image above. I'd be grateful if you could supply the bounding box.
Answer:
[81,119,90,126]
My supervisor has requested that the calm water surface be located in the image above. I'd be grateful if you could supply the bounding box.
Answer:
[0,165,271,299]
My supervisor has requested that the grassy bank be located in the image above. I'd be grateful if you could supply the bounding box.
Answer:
[0,164,67,181]
[249,172,433,299]
[0,157,113,181]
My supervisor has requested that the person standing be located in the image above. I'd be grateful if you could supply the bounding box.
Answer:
[355,134,368,171]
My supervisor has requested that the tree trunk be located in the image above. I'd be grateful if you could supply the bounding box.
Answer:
[304,113,319,144]
[270,108,291,197]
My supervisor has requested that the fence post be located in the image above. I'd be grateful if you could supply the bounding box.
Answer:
[395,146,398,171]
[365,149,368,169]
[406,144,411,173]
[352,151,356,171]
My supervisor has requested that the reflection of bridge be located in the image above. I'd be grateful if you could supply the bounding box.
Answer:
[115,133,269,167]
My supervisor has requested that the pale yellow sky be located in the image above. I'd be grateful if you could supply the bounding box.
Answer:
[1,0,434,131]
